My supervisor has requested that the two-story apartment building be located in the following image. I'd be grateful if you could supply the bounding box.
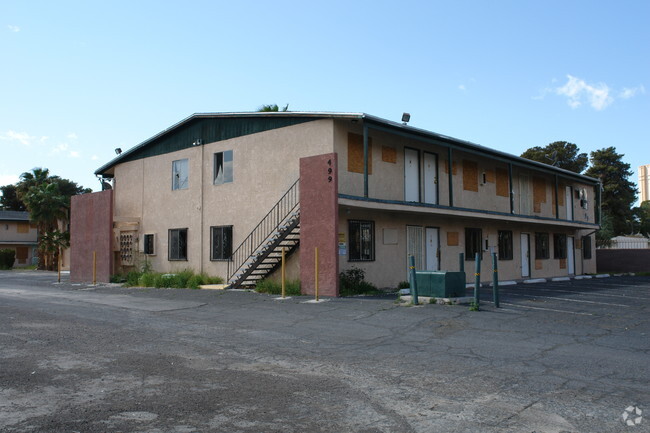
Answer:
[0,211,38,267]
[71,112,600,295]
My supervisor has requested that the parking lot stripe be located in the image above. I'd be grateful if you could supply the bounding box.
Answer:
[495,302,593,315]
[502,293,630,307]
[499,287,650,301]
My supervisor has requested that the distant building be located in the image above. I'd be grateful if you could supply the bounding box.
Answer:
[640,164,650,202]
[0,211,38,267]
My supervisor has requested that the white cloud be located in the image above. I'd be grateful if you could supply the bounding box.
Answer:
[458,84,466,91]
[69,151,80,158]
[67,133,78,140]
[7,25,20,32]
[51,143,69,154]
[0,174,20,186]
[91,155,99,161]
[620,85,646,99]
[556,75,613,111]
[1,130,35,146]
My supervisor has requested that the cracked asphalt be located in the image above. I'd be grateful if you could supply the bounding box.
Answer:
[0,271,648,432]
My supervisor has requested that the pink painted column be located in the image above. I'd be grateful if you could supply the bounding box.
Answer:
[299,153,339,296]
[70,190,114,283]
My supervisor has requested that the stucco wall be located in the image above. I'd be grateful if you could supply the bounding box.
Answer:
[70,190,114,283]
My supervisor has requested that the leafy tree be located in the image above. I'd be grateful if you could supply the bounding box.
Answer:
[520,141,588,173]
[584,147,637,236]
[0,184,26,211]
[634,201,650,237]
[257,104,289,112]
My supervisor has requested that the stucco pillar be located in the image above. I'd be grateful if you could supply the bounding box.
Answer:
[70,190,114,283]
[299,153,339,296]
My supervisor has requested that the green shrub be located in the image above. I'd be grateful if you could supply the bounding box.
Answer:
[255,278,301,296]
[397,281,410,290]
[339,267,380,296]
[126,269,223,289]
[0,249,15,270]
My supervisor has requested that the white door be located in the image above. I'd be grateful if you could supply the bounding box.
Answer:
[406,225,424,277]
[423,152,438,204]
[405,148,420,202]
[567,236,575,274]
[425,227,439,271]
[565,186,573,220]
[520,233,530,278]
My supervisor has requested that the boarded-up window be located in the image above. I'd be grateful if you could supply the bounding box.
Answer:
[348,133,372,174]
[447,231,459,246]
[535,259,543,270]
[533,177,547,213]
[484,169,495,183]
[496,168,509,197]
[17,222,29,233]
[16,246,28,264]
[381,146,396,163]
[463,160,479,192]
[444,160,457,174]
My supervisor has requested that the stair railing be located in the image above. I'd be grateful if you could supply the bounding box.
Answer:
[227,179,300,283]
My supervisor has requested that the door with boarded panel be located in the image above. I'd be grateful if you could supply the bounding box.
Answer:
[425,227,440,271]
[404,148,420,202]
[407,225,424,278]
[519,175,532,215]
[15,246,28,264]
[423,152,438,204]
[565,186,573,220]
[520,233,530,278]
[567,236,575,275]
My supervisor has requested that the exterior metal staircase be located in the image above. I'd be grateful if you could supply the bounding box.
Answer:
[227,180,300,289]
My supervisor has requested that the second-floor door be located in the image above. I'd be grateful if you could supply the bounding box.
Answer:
[405,148,420,202]
[423,152,438,205]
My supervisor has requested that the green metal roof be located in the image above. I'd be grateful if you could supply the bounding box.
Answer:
[96,111,599,184]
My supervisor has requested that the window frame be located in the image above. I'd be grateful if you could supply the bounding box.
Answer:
[210,225,233,261]
[535,232,550,260]
[582,235,592,259]
[168,228,188,261]
[465,227,483,260]
[553,233,567,259]
[143,233,155,255]
[348,220,375,262]
[172,158,189,190]
[213,150,233,185]
[498,230,513,260]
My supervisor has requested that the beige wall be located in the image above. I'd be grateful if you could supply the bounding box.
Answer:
[113,119,335,279]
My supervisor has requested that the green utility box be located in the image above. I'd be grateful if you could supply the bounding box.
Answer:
[415,271,466,298]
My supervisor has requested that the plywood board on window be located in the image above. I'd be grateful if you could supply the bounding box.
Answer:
[535,259,543,270]
[16,246,28,261]
[559,258,567,269]
[347,133,372,174]
[447,231,459,246]
[558,185,565,206]
[533,177,547,213]
[17,222,29,233]
[463,160,479,192]
[484,169,495,183]
[495,168,509,197]
[575,238,582,249]
[381,146,397,164]
[444,160,457,175]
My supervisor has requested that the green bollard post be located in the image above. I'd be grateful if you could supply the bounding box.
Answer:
[409,255,419,305]
[492,252,500,308]
[474,253,481,308]
[459,253,464,272]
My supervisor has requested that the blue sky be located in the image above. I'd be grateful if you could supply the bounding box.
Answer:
[1,0,648,203]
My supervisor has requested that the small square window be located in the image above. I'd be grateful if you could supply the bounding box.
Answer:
[211,226,233,260]
[169,228,188,261]
[172,159,189,190]
[465,228,482,260]
[349,220,375,261]
[214,150,233,185]
[535,232,549,259]
[498,230,513,260]
[143,234,155,255]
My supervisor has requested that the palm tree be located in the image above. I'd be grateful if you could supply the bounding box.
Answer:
[16,167,51,200]
[257,104,289,112]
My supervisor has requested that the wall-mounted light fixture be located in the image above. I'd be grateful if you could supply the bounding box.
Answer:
[115,148,122,155]
[401,112,411,125]
[192,139,203,146]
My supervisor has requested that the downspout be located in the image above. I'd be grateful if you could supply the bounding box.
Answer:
[554,175,559,219]
[199,143,205,274]
[508,163,514,214]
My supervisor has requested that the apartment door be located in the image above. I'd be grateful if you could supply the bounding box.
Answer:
[423,152,438,204]
[567,236,575,275]
[406,225,424,277]
[565,186,573,220]
[405,148,420,202]
[520,233,530,278]
[425,227,440,271]
[519,175,532,214]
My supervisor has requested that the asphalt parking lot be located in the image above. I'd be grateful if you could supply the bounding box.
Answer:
[0,271,648,432]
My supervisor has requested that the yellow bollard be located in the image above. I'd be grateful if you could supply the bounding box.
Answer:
[315,247,319,301]
[92,251,97,285]
[281,247,286,298]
